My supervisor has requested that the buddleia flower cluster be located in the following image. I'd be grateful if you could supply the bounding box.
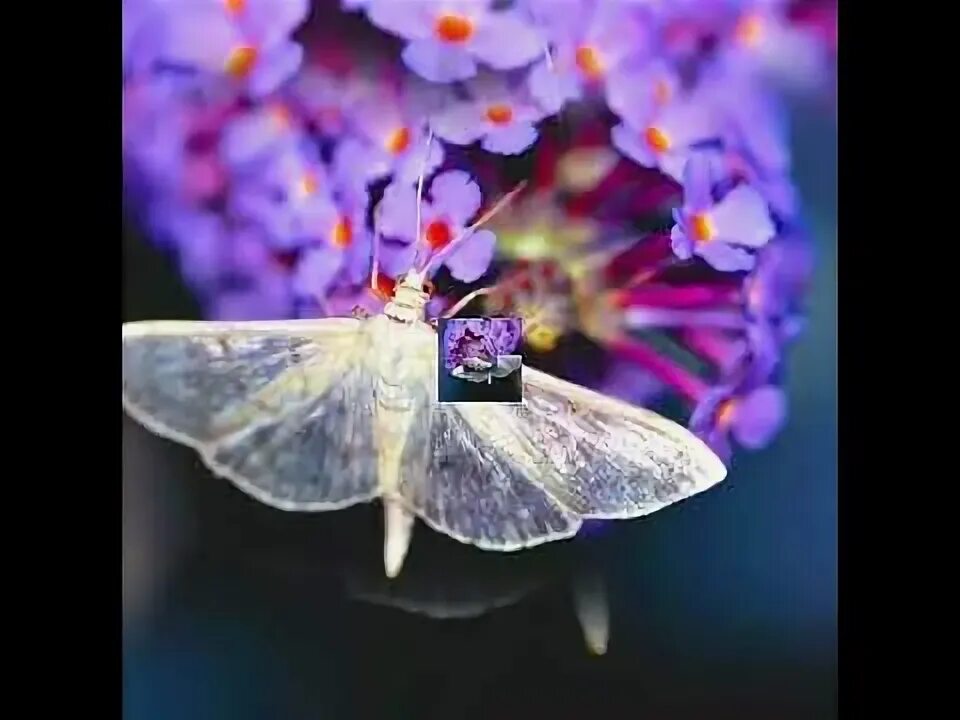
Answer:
[122,0,836,463]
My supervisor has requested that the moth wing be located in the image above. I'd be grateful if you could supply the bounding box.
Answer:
[463,366,728,520]
[397,336,581,551]
[122,318,380,510]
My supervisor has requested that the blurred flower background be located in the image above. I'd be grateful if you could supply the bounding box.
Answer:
[123,1,836,717]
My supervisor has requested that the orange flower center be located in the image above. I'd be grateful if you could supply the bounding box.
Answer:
[332,217,353,248]
[297,172,318,198]
[690,213,715,243]
[485,103,514,125]
[385,127,411,155]
[225,45,258,78]
[424,219,453,250]
[434,14,474,43]
[716,399,737,429]
[373,274,396,301]
[654,78,672,105]
[225,0,246,15]
[735,13,764,47]
[575,45,605,79]
[644,126,671,153]
[269,104,292,129]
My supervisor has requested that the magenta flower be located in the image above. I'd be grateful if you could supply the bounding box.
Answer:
[670,152,775,271]
[150,0,308,96]
[366,0,544,83]
[374,170,496,283]
[524,0,654,113]
[611,98,718,181]
[431,74,547,155]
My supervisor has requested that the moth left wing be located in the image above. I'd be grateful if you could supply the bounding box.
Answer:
[122,318,380,510]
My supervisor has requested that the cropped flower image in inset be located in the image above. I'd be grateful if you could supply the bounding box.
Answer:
[439,317,524,403]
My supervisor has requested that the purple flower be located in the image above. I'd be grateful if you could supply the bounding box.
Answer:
[524,0,654,113]
[610,98,718,181]
[431,74,547,155]
[149,0,308,96]
[670,152,776,271]
[210,271,293,320]
[292,186,373,300]
[220,103,299,169]
[366,0,544,83]
[333,79,446,186]
[690,379,787,462]
[605,58,681,128]
[720,6,830,95]
[374,170,497,283]
[229,143,335,249]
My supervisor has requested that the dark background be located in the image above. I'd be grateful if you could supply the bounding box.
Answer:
[122,97,836,719]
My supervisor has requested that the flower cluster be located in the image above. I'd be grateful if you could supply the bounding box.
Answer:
[122,0,835,463]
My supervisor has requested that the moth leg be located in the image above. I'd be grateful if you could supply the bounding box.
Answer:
[572,568,609,656]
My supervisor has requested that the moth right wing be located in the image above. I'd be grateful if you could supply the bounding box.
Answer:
[397,338,583,551]
[463,367,729,521]
[397,348,726,551]
[122,318,380,510]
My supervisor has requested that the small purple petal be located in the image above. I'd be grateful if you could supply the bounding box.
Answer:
[394,136,445,185]
[367,0,434,40]
[711,185,776,249]
[527,60,580,114]
[247,40,304,98]
[732,386,786,449]
[610,122,656,169]
[403,40,477,82]
[243,0,310,47]
[470,11,544,70]
[376,183,421,243]
[157,8,240,72]
[220,108,293,168]
[681,152,716,212]
[670,223,694,260]
[444,228,496,282]
[697,241,756,272]
[430,171,482,226]
[380,241,418,277]
[431,103,485,145]
[482,123,538,155]
[293,245,344,298]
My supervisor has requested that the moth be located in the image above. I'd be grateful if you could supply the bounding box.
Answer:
[122,267,726,578]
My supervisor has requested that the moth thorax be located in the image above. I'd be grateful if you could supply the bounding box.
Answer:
[384,283,428,323]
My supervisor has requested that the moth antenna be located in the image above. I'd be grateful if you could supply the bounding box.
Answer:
[441,286,496,319]
[424,180,528,275]
[416,127,435,246]
[370,225,382,293]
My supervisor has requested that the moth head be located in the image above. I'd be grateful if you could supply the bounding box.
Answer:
[385,270,430,323]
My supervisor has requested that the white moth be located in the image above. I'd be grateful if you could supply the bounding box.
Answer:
[121,268,727,578]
